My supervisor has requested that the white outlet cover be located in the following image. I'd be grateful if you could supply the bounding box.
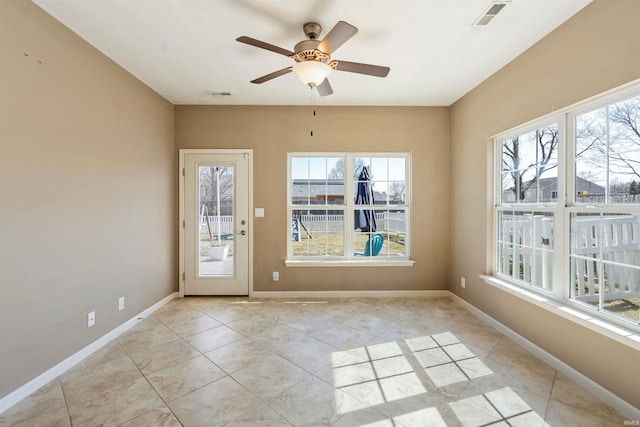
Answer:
[118,297,125,311]
[88,311,95,327]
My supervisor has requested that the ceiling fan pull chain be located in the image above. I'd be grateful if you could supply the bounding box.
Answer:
[310,86,315,137]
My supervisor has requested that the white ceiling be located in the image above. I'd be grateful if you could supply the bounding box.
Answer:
[33,0,592,106]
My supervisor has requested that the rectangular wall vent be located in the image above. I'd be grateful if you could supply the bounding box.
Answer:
[474,2,509,26]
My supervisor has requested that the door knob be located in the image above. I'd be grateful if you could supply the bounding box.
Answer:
[241,220,246,225]
[240,230,246,236]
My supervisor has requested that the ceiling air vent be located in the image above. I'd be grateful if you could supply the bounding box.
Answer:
[474,1,509,26]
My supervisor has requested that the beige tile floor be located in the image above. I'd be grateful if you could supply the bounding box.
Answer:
[0,297,631,427]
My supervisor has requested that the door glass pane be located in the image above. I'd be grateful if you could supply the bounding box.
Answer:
[198,165,234,277]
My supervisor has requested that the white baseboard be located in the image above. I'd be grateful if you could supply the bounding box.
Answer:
[0,292,178,415]
[250,290,450,298]
[449,292,640,421]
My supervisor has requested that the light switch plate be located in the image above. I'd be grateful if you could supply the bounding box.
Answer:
[255,208,264,217]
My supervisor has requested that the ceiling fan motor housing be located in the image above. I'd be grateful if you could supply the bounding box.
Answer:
[302,22,322,40]
[293,22,337,67]
[293,40,332,64]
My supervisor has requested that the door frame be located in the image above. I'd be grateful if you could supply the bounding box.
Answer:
[179,149,254,297]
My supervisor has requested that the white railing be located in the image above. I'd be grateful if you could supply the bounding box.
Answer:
[570,215,640,302]
[499,214,554,290]
[500,213,640,302]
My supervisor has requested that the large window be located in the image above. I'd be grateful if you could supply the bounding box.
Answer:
[287,153,411,263]
[493,84,640,329]
[495,123,559,292]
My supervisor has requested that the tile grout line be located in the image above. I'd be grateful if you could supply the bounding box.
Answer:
[117,327,186,427]
[57,376,74,427]
[543,370,558,425]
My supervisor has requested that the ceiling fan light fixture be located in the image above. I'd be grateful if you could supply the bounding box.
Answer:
[292,61,332,87]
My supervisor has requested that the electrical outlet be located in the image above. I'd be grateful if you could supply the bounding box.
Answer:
[272,271,279,281]
[461,277,466,289]
[88,311,95,327]
[118,297,125,311]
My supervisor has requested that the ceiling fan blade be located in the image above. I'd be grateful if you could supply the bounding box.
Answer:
[251,67,293,84]
[335,60,390,77]
[236,36,294,57]
[316,78,333,96]
[317,21,358,55]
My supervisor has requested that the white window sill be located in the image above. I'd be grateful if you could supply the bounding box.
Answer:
[285,259,415,267]
[480,275,640,351]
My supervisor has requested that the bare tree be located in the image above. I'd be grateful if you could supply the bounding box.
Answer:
[502,126,558,201]
[328,158,367,180]
[199,167,233,215]
[575,114,606,158]
[388,182,406,204]
[574,97,640,184]
[608,98,640,179]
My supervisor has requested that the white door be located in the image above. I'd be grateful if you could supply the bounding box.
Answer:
[182,151,251,295]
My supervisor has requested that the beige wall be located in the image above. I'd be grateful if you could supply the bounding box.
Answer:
[2,0,638,413]
[0,1,175,399]
[175,105,450,291]
[449,0,640,409]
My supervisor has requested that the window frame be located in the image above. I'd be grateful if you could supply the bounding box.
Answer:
[490,80,640,332]
[493,117,566,299]
[285,152,414,267]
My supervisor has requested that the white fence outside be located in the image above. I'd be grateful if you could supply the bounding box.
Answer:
[201,213,407,237]
[499,214,554,291]
[200,216,234,237]
[570,215,640,303]
[293,212,406,234]
[499,213,640,302]
[576,195,640,204]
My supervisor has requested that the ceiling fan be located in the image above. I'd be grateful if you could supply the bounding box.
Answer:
[236,21,390,96]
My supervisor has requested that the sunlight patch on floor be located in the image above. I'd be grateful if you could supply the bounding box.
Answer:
[330,332,548,426]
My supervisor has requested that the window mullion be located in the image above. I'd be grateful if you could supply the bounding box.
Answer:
[344,155,355,256]
[605,105,611,203]
[554,116,568,299]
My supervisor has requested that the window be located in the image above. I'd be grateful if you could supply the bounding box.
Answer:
[569,93,640,325]
[287,153,411,264]
[495,123,559,291]
[493,83,640,329]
